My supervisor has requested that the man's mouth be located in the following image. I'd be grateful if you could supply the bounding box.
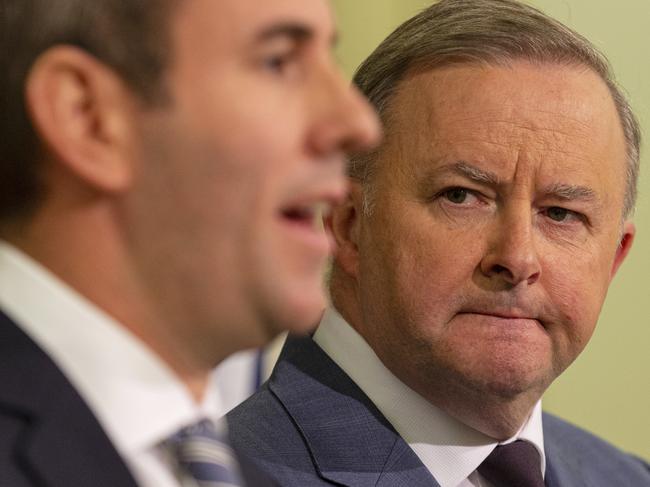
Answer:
[459,311,532,320]
[281,201,331,229]
[456,309,545,331]
[278,198,338,256]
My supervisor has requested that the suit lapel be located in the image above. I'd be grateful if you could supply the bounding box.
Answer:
[268,335,439,487]
[543,414,588,487]
[375,439,441,487]
[544,441,588,487]
[0,312,139,487]
[234,448,281,487]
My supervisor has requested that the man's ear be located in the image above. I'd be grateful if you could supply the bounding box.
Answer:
[324,181,364,278]
[25,45,138,193]
[610,220,635,281]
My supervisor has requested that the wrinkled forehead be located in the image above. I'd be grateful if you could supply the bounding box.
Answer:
[382,61,625,173]
[397,62,617,138]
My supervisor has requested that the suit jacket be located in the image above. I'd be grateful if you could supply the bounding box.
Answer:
[0,310,276,487]
[227,334,650,486]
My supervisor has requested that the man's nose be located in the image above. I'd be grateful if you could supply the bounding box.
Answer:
[479,208,541,287]
[307,66,381,157]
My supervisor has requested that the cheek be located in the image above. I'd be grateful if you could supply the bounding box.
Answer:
[400,223,483,295]
[542,254,610,353]
[363,218,480,331]
[213,84,305,164]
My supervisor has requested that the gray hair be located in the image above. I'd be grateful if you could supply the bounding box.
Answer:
[350,0,641,217]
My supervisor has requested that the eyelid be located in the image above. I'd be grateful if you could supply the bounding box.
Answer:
[259,46,301,75]
[258,36,300,58]
[434,186,486,205]
[542,206,588,225]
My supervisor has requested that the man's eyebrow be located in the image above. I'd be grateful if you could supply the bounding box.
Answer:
[425,162,599,203]
[441,161,502,186]
[418,161,500,195]
[255,22,314,44]
[544,183,597,202]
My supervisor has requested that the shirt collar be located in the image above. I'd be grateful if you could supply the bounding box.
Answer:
[313,307,545,487]
[0,241,223,457]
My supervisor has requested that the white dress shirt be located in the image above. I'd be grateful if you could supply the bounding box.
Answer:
[0,241,225,487]
[313,307,546,487]
[211,332,286,416]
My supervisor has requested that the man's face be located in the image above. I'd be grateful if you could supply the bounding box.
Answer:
[122,0,379,355]
[351,62,633,415]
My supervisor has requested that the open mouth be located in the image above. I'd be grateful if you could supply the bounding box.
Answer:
[277,201,334,255]
[282,206,317,228]
[281,202,331,229]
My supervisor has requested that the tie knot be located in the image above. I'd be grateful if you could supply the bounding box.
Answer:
[168,419,244,487]
[171,419,227,444]
[478,440,545,487]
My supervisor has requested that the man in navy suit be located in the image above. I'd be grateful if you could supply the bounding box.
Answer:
[0,0,379,485]
[228,0,650,485]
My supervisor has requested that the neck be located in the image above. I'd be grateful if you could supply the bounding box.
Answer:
[7,197,223,403]
[425,383,541,439]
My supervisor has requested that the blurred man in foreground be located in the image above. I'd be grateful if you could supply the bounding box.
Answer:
[0,0,379,485]
[228,0,650,485]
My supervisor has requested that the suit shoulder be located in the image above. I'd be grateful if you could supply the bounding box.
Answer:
[543,412,650,483]
[228,384,287,434]
[227,385,327,485]
[228,384,306,455]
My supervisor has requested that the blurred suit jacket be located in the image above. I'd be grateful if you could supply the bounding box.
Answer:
[0,311,276,487]
[227,334,650,487]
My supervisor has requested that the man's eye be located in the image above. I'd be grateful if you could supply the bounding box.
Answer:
[263,55,288,72]
[545,207,582,223]
[444,188,470,204]
[547,207,568,221]
[262,50,298,75]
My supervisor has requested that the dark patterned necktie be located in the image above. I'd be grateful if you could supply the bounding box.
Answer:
[168,419,244,487]
[477,440,545,487]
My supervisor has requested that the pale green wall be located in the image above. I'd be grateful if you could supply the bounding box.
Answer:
[332,0,650,460]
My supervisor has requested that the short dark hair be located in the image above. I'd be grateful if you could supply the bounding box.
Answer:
[0,0,177,225]
[351,0,641,217]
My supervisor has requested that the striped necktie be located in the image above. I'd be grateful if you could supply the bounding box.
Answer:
[168,419,244,487]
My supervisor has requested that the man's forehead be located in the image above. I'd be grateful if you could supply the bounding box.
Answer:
[395,61,614,117]
[386,62,623,153]
[172,0,336,45]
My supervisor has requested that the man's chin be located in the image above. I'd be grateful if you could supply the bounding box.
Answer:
[261,291,325,338]
[465,368,552,402]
